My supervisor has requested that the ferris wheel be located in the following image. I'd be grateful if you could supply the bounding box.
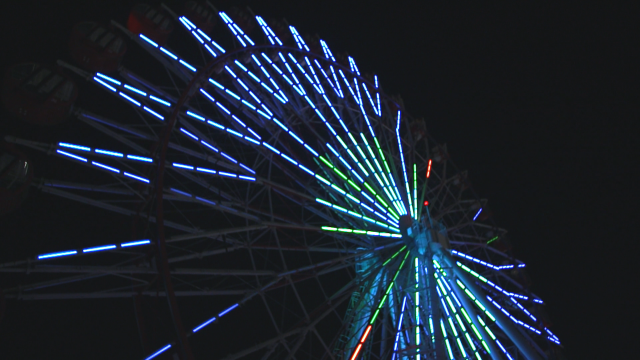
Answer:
[0,2,562,359]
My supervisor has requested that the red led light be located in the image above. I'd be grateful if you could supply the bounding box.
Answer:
[426,159,432,178]
[360,324,373,343]
[423,200,429,206]
[350,343,363,360]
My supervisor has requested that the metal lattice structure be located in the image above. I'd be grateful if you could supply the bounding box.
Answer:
[1,3,562,359]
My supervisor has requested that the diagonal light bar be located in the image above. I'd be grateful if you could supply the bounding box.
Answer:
[321,226,401,238]
[391,295,408,360]
[456,262,531,300]
[255,16,283,46]
[433,262,486,358]
[177,16,226,57]
[349,249,410,360]
[219,11,255,47]
[396,111,413,218]
[316,198,399,232]
[451,250,526,271]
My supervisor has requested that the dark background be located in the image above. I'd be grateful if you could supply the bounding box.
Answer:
[1,0,638,358]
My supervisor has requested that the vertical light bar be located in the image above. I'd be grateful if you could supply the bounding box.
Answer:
[349,251,409,360]
[391,296,408,360]
[426,159,432,178]
[396,111,413,218]
[415,257,421,359]
[413,164,418,219]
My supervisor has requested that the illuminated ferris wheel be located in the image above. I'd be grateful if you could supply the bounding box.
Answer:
[0,2,562,359]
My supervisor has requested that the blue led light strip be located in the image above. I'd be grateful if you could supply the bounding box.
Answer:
[457,262,531,300]
[178,16,226,57]
[259,139,396,227]
[220,63,279,121]
[191,303,239,333]
[347,56,360,76]
[98,76,173,108]
[56,146,152,184]
[319,149,399,223]
[171,162,256,182]
[487,295,541,335]
[37,239,151,260]
[235,56,288,104]
[137,34,198,73]
[319,39,336,62]
[256,16,283,46]
[169,188,218,207]
[289,25,310,51]
[359,133,406,215]
[362,81,380,116]
[433,263,487,358]
[314,59,343,98]
[456,280,517,360]
[391,295,407,360]
[144,344,171,360]
[396,111,413,218]
[473,208,483,221]
[58,142,153,163]
[93,74,166,121]
[184,103,261,146]
[219,11,254,47]
[178,127,255,174]
[320,226,401,238]
[277,52,306,96]
[287,53,323,94]
[315,198,399,232]
[451,250,526,271]
[435,286,469,359]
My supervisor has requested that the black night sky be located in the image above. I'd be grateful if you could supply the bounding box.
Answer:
[1,1,638,359]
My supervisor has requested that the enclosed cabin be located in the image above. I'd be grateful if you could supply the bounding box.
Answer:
[181,1,216,33]
[69,22,127,73]
[127,4,174,46]
[2,63,77,125]
[0,144,33,215]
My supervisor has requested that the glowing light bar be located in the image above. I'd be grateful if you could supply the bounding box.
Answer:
[56,150,87,162]
[82,245,116,253]
[320,226,401,238]
[144,344,171,360]
[219,11,254,47]
[457,262,529,300]
[149,95,171,107]
[139,34,158,48]
[413,164,418,219]
[93,77,116,91]
[37,250,77,260]
[127,155,153,162]
[96,72,121,85]
[487,296,541,335]
[124,172,150,183]
[95,149,123,157]
[143,106,164,120]
[192,316,216,333]
[179,59,197,72]
[121,239,151,247]
[473,208,483,221]
[426,159,432,178]
[218,303,239,317]
[59,142,90,151]
[451,250,525,271]
[124,84,146,96]
[91,161,119,173]
[391,296,407,360]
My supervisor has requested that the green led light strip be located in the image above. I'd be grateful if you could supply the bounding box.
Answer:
[321,226,402,238]
[316,198,400,232]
